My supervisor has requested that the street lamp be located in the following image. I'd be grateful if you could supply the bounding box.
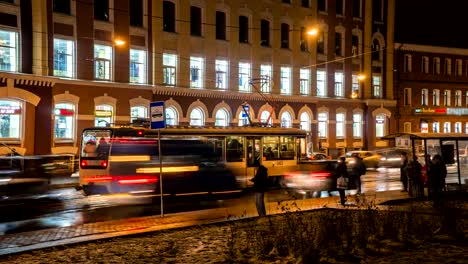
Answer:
[307,28,318,36]
[114,39,126,46]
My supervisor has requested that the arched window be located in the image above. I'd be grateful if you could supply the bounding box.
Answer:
[54,103,75,140]
[281,111,292,128]
[318,112,328,138]
[0,100,22,139]
[190,107,204,126]
[260,110,273,126]
[375,114,386,137]
[238,111,249,126]
[130,106,148,122]
[300,112,310,131]
[95,104,113,127]
[165,106,178,126]
[215,108,229,127]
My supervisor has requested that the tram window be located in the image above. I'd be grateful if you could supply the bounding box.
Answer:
[263,136,280,160]
[279,136,295,160]
[81,129,112,158]
[226,136,244,162]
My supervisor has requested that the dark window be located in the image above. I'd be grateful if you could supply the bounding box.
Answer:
[317,32,325,54]
[282,0,291,3]
[318,0,326,12]
[280,23,289,49]
[352,35,359,55]
[301,0,310,8]
[336,0,343,15]
[190,6,202,36]
[239,16,249,43]
[53,0,71,15]
[353,0,361,17]
[372,39,380,61]
[215,11,226,40]
[163,1,176,32]
[94,0,109,21]
[260,19,270,47]
[300,27,308,52]
[130,0,143,27]
[335,32,342,56]
[0,0,14,3]
[373,0,382,21]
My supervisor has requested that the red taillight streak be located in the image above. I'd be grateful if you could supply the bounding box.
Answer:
[309,172,332,178]
[84,176,113,182]
[84,176,158,185]
[118,178,158,185]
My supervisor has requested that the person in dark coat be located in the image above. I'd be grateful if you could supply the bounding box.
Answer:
[250,162,269,216]
[407,156,424,198]
[350,154,366,194]
[428,154,447,207]
[400,152,409,192]
[336,156,349,206]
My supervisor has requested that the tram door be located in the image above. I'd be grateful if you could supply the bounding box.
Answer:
[246,137,262,167]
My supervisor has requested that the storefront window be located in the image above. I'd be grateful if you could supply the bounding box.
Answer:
[130,106,148,122]
[300,112,310,131]
[54,103,75,140]
[0,30,18,72]
[95,104,113,127]
[0,100,21,139]
[130,49,146,84]
[53,38,74,78]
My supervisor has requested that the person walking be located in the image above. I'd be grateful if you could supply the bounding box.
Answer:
[336,156,349,206]
[400,152,409,192]
[350,154,366,195]
[428,154,447,208]
[250,162,269,216]
[409,156,424,198]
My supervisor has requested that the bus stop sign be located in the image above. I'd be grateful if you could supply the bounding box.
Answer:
[150,101,165,129]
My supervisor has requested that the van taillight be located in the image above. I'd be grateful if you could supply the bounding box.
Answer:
[101,160,108,168]
[137,130,144,136]
[81,160,88,167]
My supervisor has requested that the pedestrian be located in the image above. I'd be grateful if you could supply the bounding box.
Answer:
[428,154,447,208]
[250,161,269,216]
[400,151,409,192]
[336,156,349,206]
[350,153,366,195]
[407,156,424,198]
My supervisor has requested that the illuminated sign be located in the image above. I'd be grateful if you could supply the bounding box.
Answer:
[414,108,447,114]
[54,108,75,116]
[447,108,468,115]
[95,110,113,117]
[0,106,21,115]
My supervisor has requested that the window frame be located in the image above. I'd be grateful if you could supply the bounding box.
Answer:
[129,48,147,84]
[280,66,292,95]
[0,29,19,73]
[239,62,251,92]
[53,38,75,78]
[162,53,177,86]
[94,44,113,81]
[190,56,204,88]
[215,59,228,89]
[336,112,345,138]
[54,102,76,142]
[300,68,310,95]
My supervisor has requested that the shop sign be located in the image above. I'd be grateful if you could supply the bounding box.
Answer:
[95,110,112,117]
[55,108,75,116]
[414,108,446,114]
[0,106,21,115]
[447,108,468,115]
[420,123,429,133]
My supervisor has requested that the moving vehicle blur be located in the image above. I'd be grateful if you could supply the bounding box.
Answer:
[376,148,411,168]
[345,150,381,169]
[307,152,330,161]
[283,160,338,198]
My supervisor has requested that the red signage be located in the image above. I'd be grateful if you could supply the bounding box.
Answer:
[0,106,21,115]
[55,108,75,116]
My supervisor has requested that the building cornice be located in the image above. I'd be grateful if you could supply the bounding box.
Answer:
[394,43,468,56]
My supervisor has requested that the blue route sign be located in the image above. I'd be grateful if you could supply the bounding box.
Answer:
[150,101,166,129]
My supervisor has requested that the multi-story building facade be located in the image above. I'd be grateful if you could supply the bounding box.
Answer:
[0,0,396,157]
[394,43,468,135]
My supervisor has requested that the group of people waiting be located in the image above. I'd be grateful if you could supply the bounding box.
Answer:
[400,151,447,207]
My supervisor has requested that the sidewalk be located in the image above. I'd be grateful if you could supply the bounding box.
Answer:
[0,190,411,256]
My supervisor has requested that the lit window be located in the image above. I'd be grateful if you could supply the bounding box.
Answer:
[443,122,451,133]
[260,110,273,126]
[94,44,112,80]
[375,114,386,138]
[318,112,328,138]
[54,103,75,141]
[444,90,451,106]
[421,88,428,106]
[456,59,463,76]
[239,62,251,92]
[53,38,74,78]
[433,57,440,74]
[433,122,439,133]
[465,123,468,134]
[280,66,291,95]
[190,56,204,88]
[336,113,345,138]
[215,60,228,89]
[404,88,411,106]
[300,68,310,95]
[130,49,146,84]
[163,53,177,86]
[352,75,359,98]
[445,58,451,75]
[317,70,326,96]
[300,112,310,131]
[433,89,440,106]
[189,107,204,126]
[421,56,429,73]
[165,107,178,126]
[130,106,148,122]
[281,112,292,128]
[0,30,18,72]
[334,72,344,97]
[455,90,462,106]
[95,104,113,127]
[420,122,428,133]
[260,64,272,93]
[215,108,229,127]
[353,113,362,138]
[403,54,412,72]
[372,75,381,98]
[238,110,250,126]
[0,100,21,139]
[455,122,462,133]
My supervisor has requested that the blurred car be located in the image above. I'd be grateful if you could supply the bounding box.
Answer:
[377,148,410,168]
[307,152,330,161]
[345,150,381,169]
[283,160,338,198]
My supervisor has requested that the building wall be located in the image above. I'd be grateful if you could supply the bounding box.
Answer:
[0,0,396,156]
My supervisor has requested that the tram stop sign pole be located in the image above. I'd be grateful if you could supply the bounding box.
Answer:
[150,101,166,217]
